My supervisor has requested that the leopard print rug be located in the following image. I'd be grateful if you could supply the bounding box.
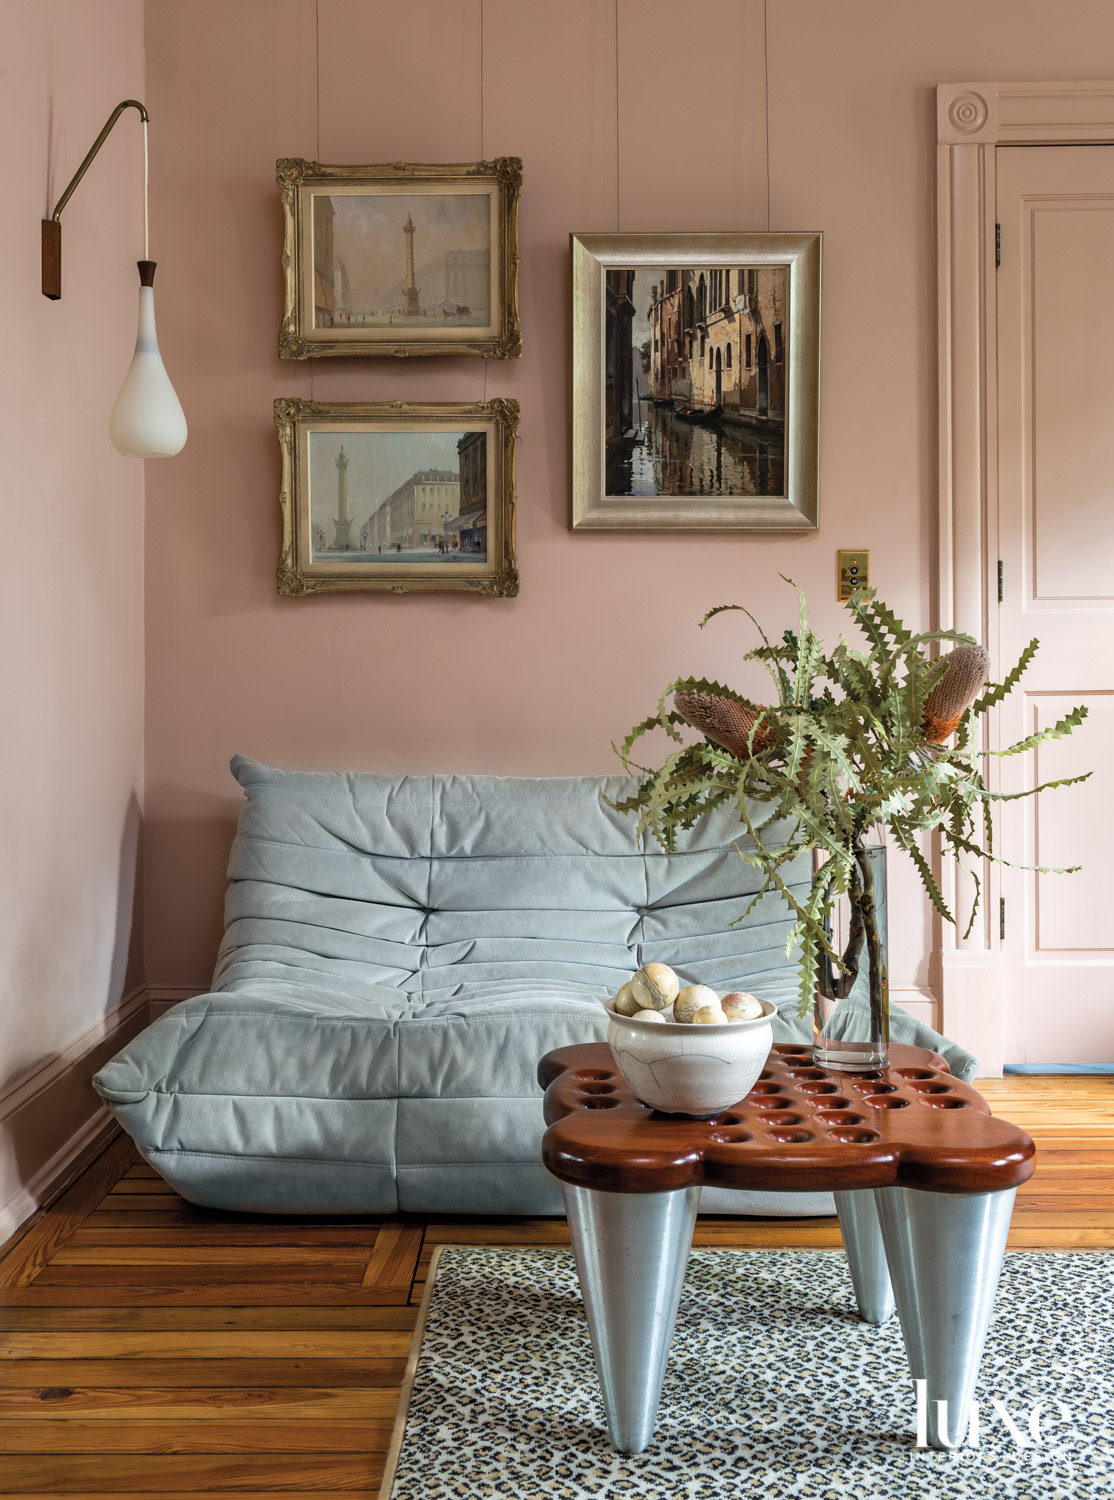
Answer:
[385,1246,1112,1499]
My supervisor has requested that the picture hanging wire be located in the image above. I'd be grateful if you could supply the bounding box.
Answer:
[614,0,621,232]
[311,0,321,401]
[481,0,488,402]
[764,0,771,229]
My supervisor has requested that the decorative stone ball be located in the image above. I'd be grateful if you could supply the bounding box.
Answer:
[632,1008,667,1024]
[722,991,764,1022]
[692,1004,728,1025]
[629,962,680,1011]
[673,983,721,1024]
[613,981,642,1017]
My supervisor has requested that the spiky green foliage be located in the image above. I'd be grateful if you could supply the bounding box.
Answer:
[614,581,1089,1016]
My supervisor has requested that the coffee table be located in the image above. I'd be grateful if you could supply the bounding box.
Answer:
[539,1041,1034,1453]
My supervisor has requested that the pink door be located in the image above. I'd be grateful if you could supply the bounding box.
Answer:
[996,145,1114,1062]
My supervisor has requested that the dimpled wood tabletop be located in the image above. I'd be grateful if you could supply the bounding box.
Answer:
[540,1043,1035,1196]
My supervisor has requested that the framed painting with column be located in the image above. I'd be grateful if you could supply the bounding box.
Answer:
[275,398,518,596]
[277,158,522,359]
[570,231,821,531]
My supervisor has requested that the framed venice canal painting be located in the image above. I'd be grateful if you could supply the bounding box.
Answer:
[570,232,821,530]
[277,158,522,359]
[275,399,519,596]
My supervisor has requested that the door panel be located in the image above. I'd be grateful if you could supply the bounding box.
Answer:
[996,145,1114,1062]
[1032,693,1112,951]
[1032,208,1114,602]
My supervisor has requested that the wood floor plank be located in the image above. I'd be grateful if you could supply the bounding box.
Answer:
[66,1229,381,1249]
[105,1182,189,1197]
[0,1306,418,1333]
[0,1137,135,1290]
[1004,1213,1114,1227]
[360,1225,423,1291]
[0,1284,410,1307]
[50,1247,371,1267]
[1014,1194,1114,1213]
[85,1213,382,1230]
[0,1387,398,1420]
[423,1219,569,1245]
[88,1197,199,1213]
[0,1493,378,1500]
[1006,1228,1114,1247]
[31,1264,364,1287]
[0,1454,382,1490]
[0,1359,408,1388]
[0,1419,393,1453]
[2,1330,412,1360]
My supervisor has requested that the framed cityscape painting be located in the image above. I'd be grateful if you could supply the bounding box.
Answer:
[275,399,519,596]
[569,232,821,530]
[277,158,522,359]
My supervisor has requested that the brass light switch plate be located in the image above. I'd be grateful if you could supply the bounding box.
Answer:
[838,550,870,600]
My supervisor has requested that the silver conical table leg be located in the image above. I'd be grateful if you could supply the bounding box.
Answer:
[834,1189,894,1325]
[562,1183,699,1453]
[875,1185,1016,1449]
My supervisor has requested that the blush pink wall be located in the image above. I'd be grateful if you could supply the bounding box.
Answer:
[0,1,146,1200]
[141,0,1114,1004]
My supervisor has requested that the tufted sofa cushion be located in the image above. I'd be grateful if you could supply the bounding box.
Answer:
[95,756,975,1216]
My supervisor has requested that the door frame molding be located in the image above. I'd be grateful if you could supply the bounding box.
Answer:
[936,80,1114,1072]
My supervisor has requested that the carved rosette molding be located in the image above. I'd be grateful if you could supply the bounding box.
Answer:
[936,80,1114,1071]
[274,397,519,598]
[947,91,989,136]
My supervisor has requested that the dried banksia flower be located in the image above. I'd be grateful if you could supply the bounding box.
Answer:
[922,643,990,743]
[674,690,777,759]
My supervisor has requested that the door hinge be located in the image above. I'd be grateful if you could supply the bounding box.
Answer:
[995,222,1001,269]
[1000,897,1006,941]
[997,559,1003,603]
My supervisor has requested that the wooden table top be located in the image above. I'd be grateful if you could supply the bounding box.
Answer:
[539,1042,1035,1196]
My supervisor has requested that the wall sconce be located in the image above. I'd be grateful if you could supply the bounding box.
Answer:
[42,99,187,459]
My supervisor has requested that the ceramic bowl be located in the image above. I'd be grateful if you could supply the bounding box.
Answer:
[604,997,775,1117]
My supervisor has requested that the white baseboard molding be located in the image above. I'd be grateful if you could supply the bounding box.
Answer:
[891,985,939,1031]
[0,986,150,1248]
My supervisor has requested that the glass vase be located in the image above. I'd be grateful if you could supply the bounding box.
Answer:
[812,844,890,1073]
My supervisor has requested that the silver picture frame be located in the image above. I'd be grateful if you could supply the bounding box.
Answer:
[570,231,821,531]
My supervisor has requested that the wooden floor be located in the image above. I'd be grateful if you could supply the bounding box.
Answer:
[1,1073,1110,1495]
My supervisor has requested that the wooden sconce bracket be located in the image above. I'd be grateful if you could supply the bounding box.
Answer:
[42,99,149,300]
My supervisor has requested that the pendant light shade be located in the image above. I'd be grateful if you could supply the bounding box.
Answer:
[40,101,188,459]
[109,261,187,458]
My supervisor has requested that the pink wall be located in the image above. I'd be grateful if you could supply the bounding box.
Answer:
[141,0,1114,1004]
[0,1,146,1199]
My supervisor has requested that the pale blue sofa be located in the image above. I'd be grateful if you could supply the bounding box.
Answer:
[95,756,975,1217]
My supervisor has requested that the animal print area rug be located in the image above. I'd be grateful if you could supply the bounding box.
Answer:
[383,1246,1113,1500]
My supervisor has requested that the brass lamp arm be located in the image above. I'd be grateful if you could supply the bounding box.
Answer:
[42,99,149,299]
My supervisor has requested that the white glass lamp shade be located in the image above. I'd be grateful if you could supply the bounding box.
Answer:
[109,275,187,458]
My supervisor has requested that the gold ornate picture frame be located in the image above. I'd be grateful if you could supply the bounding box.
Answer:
[275,399,519,596]
[570,231,821,530]
[277,158,522,359]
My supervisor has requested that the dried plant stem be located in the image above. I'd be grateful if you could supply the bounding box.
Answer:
[817,856,865,1002]
[855,840,889,1049]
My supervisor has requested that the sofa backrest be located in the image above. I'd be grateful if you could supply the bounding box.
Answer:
[217,755,811,1006]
